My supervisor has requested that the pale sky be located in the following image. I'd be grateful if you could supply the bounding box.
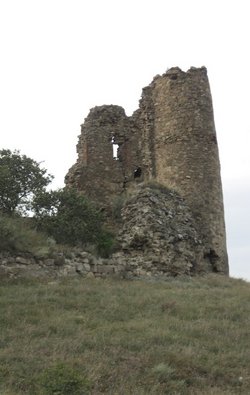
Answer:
[0,0,249,279]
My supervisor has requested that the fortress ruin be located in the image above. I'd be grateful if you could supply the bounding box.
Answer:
[66,67,229,276]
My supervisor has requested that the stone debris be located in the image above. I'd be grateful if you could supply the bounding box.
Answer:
[0,184,221,280]
[110,185,206,277]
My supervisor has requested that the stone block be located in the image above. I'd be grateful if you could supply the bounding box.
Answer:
[44,259,55,266]
[54,256,65,266]
[83,263,91,271]
[75,263,84,273]
[16,256,30,265]
[97,265,114,274]
[86,272,95,279]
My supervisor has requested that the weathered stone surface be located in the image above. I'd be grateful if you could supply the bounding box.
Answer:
[0,67,229,280]
[44,259,55,266]
[16,256,31,265]
[86,272,95,279]
[65,66,228,275]
[97,265,114,274]
[83,263,91,272]
[75,262,84,274]
[54,255,65,266]
[111,184,211,276]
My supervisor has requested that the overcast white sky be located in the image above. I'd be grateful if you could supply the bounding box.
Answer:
[0,0,249,279]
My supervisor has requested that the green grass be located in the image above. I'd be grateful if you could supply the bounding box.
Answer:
[0,275,250,394]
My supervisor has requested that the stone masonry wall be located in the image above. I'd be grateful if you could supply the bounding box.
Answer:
[143,67,228,272]
[65,67,229,275]
[0,185,219,279]
[65,105,141,212]
[0,251,119,280]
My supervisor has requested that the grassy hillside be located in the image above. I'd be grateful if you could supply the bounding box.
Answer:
[0,275,250,394]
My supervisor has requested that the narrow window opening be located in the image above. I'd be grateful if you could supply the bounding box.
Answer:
[111,136,119,160]
[134,166,142,178]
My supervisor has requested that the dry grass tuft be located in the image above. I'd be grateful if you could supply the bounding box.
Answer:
[0,275,250,394]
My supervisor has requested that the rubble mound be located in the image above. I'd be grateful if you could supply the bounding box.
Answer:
[112,184,210,277]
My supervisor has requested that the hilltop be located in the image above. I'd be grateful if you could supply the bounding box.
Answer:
[0,275,249,394]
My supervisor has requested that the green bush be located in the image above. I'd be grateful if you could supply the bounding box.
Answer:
[96,230,115,258]
[39,363,90,395]
[0,189,115,258]
[33,188,115,256]
[33,189,101,246]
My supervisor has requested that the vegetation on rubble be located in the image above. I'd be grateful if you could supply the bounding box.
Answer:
[0,149,114,257]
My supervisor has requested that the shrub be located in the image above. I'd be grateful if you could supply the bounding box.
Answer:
[33,188,115,255]
[96,230,115,258]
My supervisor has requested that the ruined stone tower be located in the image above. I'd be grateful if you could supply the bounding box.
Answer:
[66,67,228,275]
